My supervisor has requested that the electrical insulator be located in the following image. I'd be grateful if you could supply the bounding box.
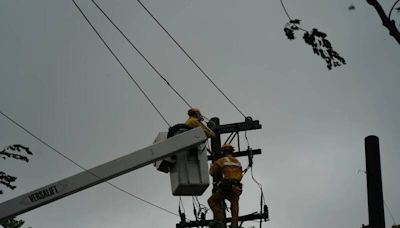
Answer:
[179,212,186,223]
[263,204,269,221]
[200,212,206,221]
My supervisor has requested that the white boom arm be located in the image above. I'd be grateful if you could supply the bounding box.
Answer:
[0,128,207,220]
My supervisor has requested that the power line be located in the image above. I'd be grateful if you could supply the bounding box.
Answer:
[280,0,308,33]
[72,0,171,127]
[90,0,193,109]
[106,181,180,217]
[279,0,292,21]
[384,200,397,225]
[0,109,179,217]
[136,0,247,119]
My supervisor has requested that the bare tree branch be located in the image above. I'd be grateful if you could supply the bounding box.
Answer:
[366,0,400,44]
[388,0,400,20]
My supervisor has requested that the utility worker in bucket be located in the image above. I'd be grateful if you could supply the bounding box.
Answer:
[208,144,243,228]
[185,108,216,138]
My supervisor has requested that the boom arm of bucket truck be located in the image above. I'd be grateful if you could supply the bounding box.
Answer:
[0,128,207,221]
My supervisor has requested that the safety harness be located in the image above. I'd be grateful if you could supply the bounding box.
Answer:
[215,156,243,193]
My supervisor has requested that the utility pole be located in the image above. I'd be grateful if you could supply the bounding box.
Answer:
[364,135,385,228]
[210,117,226,225]
[210,117,222,170]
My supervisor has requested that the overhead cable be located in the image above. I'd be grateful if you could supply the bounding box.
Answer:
[136,0,247,119]
[91,0,192,109]
[279,0,292,21]
[72,0,171,127]
[0,109,179,217]
[384,200,397,225]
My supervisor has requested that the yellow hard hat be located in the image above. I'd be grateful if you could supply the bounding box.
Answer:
[222,144,234,153]
[188,108,201,117]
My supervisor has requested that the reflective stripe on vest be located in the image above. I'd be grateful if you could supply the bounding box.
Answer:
[222,157,242,168]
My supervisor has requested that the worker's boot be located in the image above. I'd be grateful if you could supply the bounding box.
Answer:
[229,225,239,228]
[209,221,225,228]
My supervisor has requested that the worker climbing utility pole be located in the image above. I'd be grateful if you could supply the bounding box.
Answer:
[176,117,268,228]
[208,143,243,228]
[204,117,264,228]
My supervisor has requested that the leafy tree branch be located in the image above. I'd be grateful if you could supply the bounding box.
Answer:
[1,145,33,228]
[280,0,346,70]
[0,172,17,194]
[1,145,33,162]
[0,219,26,228]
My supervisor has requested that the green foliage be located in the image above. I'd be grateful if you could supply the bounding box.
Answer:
[0,218,25,228]
[303,29,346,69]
[0,145,33,162]
[1,145,33,228]
[284,20,346,70]
[0,172,17,194]
[283,19,300,40]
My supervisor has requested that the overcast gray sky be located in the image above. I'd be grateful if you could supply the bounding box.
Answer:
[1,0,399,227]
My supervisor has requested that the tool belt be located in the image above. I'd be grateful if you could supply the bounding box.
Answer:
[217,179,242,193]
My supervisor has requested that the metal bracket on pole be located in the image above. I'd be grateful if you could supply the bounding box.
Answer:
[213,119,261,134]
[207,149,262,160]
[176,210,269,228]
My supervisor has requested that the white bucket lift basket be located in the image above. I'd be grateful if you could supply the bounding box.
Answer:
[154,131,209,196]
